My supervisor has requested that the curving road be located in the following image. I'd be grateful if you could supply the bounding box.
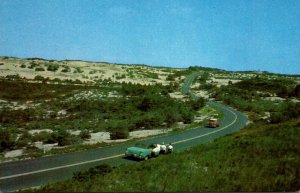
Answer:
[0,74,248,192]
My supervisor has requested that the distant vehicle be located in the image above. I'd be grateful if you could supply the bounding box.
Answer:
[207,118,220,128]
[125,142,173,160]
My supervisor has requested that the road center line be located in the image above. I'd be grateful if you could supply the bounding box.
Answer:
[0,154,123,180]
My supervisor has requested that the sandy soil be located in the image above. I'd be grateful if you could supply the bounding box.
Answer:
[263,96,286,101]
[83,129,172,145]
[211,78,241,87]
[28,129,53,135]
[0,58,179,85]
[169,91,186,99]
[4,149,24,158]
[193,90,210,99]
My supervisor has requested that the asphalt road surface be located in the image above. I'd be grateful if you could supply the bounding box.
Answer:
[0,74,248,192]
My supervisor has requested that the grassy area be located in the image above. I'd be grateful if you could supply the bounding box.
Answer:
[31,118,299,192]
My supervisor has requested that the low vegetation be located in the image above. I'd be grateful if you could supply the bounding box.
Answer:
[0,75,205,155]
[32,118,299,192]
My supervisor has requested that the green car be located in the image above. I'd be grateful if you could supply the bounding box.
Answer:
[125,146,152,160]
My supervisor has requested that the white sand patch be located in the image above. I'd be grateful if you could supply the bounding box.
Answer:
[291,98,300,103]
[0,101,42,110]
[263,97,286,101]
[84,132,128,144]
[191,83,201,89]
[33,141,58,152]
[193,90,210,99]
[29,129,53,135]
[69,130,81,135]
[84,129,172,145]
[211,78,241,87]
[57,109,67,116]
[4,149,24,158]
[130,129,171,138]
[169,92,185,99]
[194,115,209,123]
[260,112,271,120]
[0,58,181,86]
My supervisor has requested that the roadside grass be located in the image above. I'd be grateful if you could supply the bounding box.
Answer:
[32,118,300,192]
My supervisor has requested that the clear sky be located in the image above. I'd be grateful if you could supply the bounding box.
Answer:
[0,0,299,74]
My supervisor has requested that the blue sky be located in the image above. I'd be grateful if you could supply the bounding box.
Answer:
[0,0,299,74]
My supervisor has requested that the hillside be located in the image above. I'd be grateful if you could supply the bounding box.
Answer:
[0,56,299,191]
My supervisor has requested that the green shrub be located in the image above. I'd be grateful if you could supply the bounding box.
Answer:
[72,163,112,182]
[47,64,59,72]
[74,67,83,73]
[62,67,71,73]
[50,129,80,146]
[16,130,32,148]
[108,121,130,139]
[79,130,91,140]
[110,128,129,139]
[0,129,15,152]
[35,67,45,71]
[20,64,26,68]
[32,131,52,143]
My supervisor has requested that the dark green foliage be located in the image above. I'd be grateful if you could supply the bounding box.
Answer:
[199,83,216,91]
[50,129,80,146]
[16,131,33,148]
[34,75,46,81]
[20,64,26,68]
[72,164,112,182]
[0,129,15,152]
[29,61,38,69]
[32,131,53,143]
[61,66,71,73]
[74,67,83,73]
[35,67,45,71]
[196,72,209,83]
[190,97,205,110]
[108,120,130,139]
[291,84,300,98]
[0,79,91,101]
[79,130,91,140]
[110,128,129,139]
[47,63,59,71]
[232,77,296,98]
[270,102,300,123]
[212,77,297,117]
[64,84,196,133]
[0,108,35,124]
[5,74,21,80]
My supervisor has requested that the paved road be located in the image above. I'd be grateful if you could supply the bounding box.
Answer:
[0,74,248,192]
